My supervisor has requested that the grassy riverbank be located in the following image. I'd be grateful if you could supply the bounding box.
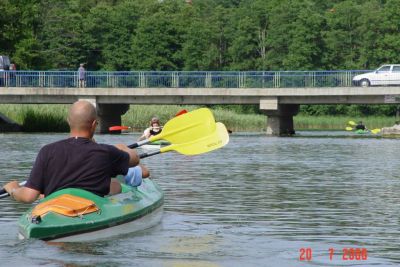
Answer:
[0,104,396,132]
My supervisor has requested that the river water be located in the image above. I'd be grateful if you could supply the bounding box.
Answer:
[0,132,400,267]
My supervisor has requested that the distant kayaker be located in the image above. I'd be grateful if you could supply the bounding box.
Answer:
[138,116,163,141]
[355,121,368,131]
[3,100,140,203]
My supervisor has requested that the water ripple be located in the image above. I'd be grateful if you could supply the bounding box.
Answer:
[1,133,400,266]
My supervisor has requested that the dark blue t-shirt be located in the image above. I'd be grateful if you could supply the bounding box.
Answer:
[25,137,129,197]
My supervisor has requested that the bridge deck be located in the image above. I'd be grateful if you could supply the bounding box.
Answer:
[1,87,400,105]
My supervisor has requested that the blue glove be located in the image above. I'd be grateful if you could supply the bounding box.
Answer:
[124,166,143,187]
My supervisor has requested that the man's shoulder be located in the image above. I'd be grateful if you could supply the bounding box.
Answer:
[41,138,69,148]
[93,142,125,155]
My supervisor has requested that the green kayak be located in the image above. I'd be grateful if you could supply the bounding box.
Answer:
[355,129,369,134]
[18,179,164,242]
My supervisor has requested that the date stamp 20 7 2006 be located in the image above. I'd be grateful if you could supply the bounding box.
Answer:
[299,247,368,261]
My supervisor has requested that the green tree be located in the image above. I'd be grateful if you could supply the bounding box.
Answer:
[374,0,400,65]
[322,1,363,69]
[180,3,229,70]
[83,1,141,70]
[130,1,185,70]
[38,0,86,69]
[356,0,384,69]
[265,0,324,70]
[0,0,43,69]
[227,16,259,70]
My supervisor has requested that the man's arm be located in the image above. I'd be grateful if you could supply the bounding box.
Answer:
[114,144,140,167]
[4,181,40,203]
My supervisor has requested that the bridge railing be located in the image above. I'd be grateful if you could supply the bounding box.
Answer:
[0,70,369,88]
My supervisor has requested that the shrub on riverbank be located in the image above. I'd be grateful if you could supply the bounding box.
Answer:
[294,115,394,130]
[0,104,69,132]
[0,104,397,132]
[124,105,266,132]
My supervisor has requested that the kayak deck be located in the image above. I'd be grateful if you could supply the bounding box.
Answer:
[355,129,369,134]
[18,179,164,242]
[141,140,170,151]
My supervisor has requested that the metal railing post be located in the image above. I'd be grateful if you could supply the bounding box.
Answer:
[4,72,8,87]
[39,71,44,87]
[273,72,280,88]
[139,72,147,88]
[205,72,211,88]
[239,72,246,88]
[172,72,179,88]
[16,73,20,87]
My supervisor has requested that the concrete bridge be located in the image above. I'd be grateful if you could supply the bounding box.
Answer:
[1,70,400,135]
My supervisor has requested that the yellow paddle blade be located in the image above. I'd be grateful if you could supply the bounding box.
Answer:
[345,126,353,131]
[348,121,356,126]
[160,122,229,156]
[148,108,216,144]
[371,128,381,134]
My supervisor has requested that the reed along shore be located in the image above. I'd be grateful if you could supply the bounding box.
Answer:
[0,104,395,132]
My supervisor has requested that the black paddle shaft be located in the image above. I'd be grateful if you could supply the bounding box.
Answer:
[139,150,161,159]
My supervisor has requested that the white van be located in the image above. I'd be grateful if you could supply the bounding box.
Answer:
[0,55,11,71]
[352,64,400,87]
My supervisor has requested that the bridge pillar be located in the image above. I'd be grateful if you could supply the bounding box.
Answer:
[96,103,130,134]
[77,98,129,134]
[97,104,129,133]
[260,98,299,136]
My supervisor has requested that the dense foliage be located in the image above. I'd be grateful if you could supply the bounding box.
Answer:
[3,0,399,71]
[1,0,400,116]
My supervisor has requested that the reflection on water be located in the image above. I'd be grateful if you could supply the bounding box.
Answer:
[0,132,400,266]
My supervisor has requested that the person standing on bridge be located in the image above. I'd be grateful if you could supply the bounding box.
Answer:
[78,63,86,88]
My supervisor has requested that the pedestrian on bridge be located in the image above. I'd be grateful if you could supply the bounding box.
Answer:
[78,63,85,88]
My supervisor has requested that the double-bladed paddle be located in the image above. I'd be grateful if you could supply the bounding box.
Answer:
[0,108,228,199]
[129,108,216,148]
[139,122,229,158]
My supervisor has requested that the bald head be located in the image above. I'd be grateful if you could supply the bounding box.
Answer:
[68,100,97,131]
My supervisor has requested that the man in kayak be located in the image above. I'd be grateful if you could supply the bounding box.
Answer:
[355,121,368,131]
[138,116,163,140]
[3,100,140,203]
